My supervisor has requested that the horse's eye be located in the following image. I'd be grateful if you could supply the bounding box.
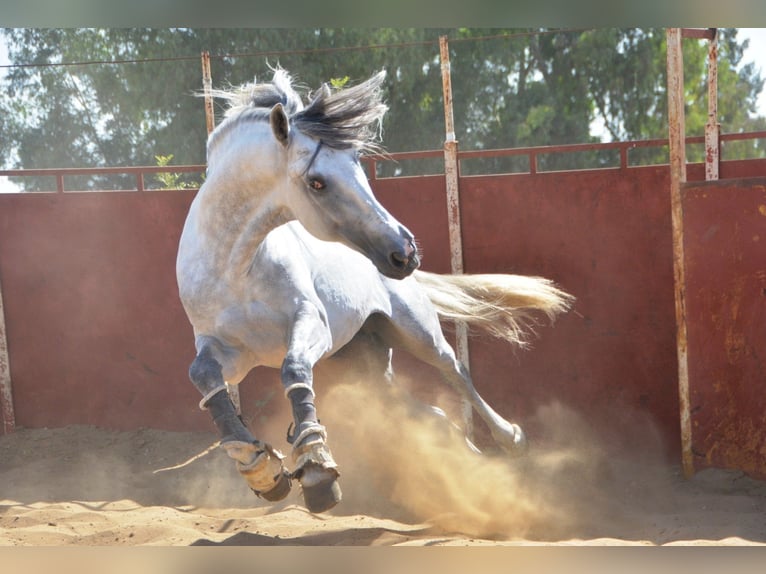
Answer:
[308,178,326,191]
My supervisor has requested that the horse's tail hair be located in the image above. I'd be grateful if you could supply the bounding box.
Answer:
[413,270,574,347]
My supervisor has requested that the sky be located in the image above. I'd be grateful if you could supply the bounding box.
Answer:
[740,28,766,114]
[0,28,765,192]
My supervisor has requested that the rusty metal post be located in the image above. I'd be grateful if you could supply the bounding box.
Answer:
[666,28,694,478]
[0,279,15,434]
[201,51,215,136]
[705,28,719,181]
[439,36,462,276]
[439,35,473,439]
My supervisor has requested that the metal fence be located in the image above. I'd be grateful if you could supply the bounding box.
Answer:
[2,130,764,192]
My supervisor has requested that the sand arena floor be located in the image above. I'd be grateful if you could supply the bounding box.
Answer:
[2,381,766,546]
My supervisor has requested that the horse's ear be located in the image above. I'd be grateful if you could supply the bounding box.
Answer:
[270,103,290,147]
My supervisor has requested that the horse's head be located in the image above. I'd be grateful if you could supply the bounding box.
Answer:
[268,74,420,280]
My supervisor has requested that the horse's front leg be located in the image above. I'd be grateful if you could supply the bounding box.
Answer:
[190,344,291,501]
[282,301,342,513]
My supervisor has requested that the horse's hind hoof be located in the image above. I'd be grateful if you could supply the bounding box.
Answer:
[256,468,292,502]
[299,464,342,513]
[508,423,528,456]
[492,423,529,458]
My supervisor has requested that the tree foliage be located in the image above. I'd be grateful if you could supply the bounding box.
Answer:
[0,28,763,188]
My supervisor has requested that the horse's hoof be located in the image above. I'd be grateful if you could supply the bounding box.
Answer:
[290,429,342,512]
[505,423,528,457]
[299,464,342,513]
[492,423,529,457]
[224,440,292,500]
[256,468,292,502]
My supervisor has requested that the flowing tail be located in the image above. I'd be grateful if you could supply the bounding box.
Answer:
[413,270,574,347]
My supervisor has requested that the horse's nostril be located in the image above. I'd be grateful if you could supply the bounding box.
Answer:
[390,250,408,268]
[389,239,418,275]
[390,241,419,273]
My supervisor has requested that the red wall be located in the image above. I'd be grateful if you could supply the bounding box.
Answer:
[465,169,680,452]
[0,192,207,431]
[375,167,681,456]
[683,177,766,477]
[1,161,765,473]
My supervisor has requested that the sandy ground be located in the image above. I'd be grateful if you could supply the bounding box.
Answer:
[2,381,766,546]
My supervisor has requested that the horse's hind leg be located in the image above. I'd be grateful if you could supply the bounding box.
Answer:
[434,349,527,455]
[329,317,396,385]
[379,310,527,456]
[189,344,291,501]
[281,301,342,513]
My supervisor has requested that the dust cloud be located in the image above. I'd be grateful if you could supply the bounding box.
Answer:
[0,424,256,509]
[313,375,675,541]
[0,372,676,542]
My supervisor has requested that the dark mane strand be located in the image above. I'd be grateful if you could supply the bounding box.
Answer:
[294,71,388,152]
[209,69,388,155]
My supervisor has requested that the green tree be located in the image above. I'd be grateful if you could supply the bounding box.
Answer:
[0,28,763,189]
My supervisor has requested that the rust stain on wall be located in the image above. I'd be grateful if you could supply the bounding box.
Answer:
[684,177,766,478]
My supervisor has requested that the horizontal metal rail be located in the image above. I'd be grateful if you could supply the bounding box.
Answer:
[0,165,206,193]
[2,131,765,192]
[361,150,443,180]
[362,131,766,178]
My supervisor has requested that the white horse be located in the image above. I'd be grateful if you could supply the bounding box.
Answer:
[176,69,572,513]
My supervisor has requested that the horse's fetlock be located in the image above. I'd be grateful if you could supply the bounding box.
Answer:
[287,421,326,447]
[289,423,337,478]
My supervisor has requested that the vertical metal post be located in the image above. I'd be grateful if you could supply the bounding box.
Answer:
[705,28,719,181]
[201,51,215,136]
[666,28,694,478]
[0,280,15,435]
[439,35,473,439]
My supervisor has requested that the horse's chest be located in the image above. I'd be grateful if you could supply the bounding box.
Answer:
[215,301,292,368]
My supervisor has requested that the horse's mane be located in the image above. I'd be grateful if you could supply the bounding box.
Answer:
[210,69,388,153]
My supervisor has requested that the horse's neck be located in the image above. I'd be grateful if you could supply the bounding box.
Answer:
[227,201,292,274]
[197,126,293,275]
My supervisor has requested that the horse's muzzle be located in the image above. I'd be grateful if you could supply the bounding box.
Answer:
[387,239,420,279]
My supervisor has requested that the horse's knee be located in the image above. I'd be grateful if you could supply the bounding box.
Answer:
[281,356,313,387]
[189,346,225,398]
[189,349,219,382]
